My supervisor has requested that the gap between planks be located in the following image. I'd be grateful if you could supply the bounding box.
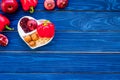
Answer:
[1,10,120,12]
[35,10,120,12]
[2,30,120,33]
[0,72,120,74]
[1,51,120,54]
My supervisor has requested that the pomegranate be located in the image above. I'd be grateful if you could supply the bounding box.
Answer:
[0,34,8,46]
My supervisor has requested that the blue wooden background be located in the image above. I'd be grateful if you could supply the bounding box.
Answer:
[0,0,120,79]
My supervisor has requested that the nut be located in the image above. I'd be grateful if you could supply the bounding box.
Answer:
[24,35,32,43]
[29,41,36,47]
[31,33,39,41]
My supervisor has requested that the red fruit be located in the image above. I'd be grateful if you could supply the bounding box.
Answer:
[20,17,30,33]
[20,18,29,27]
[37,21,55,38]
[57,0,68,9]
[1,0,18,13]
[20,0,38,13]
[44,0,55,10]
[0,14,13,32]
[27,19,38,31]
[0,34,8,46]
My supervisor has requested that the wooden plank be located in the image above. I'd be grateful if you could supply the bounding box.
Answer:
[0,0,110,11]
[1,32,120,51]
[35,0,109,11]
[2,12,120,31]
[30,0,120,11]
[0,0,119,11]
[0,73,120,80]
[111,0,120,10]
[0,53,119,73]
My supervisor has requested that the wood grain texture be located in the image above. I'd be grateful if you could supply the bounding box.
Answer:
[35,0,109,11]
[0,0,120,79]
[0,73,120,80]
[1,32,120,51]
[1,12,120,51]
[1,12,120,31]
[34,0,120,11]
[111,0,120,10]
[8,0,120,11]
[0,53,119,73]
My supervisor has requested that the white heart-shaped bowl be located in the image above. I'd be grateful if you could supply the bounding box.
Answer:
[18,16,54,49]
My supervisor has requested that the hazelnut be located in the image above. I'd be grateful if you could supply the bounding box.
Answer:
[29,41,36,47]
[31,33,39,41]
[24,35,32,43]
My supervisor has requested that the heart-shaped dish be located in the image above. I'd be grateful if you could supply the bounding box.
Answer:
[18,16,54,49]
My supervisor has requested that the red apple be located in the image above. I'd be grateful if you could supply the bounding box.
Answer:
[37,21,55,38]
[44,0,55,10]
[1,0,18,13]
[27,19,38,31]
[57,0,68,9]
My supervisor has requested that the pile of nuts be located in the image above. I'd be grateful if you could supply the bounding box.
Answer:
[24,32,50,47]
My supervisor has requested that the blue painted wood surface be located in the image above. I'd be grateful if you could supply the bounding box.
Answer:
[1,32,120,51]
[0,0,120,79]
[1,73,120,80]
[0,53,120,73]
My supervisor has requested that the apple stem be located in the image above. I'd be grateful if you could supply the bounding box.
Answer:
[5,25,14,30]
[29,7,34,13]
[43,20,50,26]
